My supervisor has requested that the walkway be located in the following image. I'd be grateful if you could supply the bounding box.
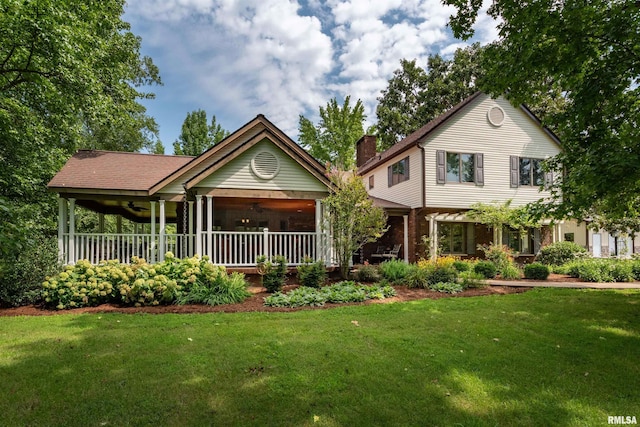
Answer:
[488,280,640,289]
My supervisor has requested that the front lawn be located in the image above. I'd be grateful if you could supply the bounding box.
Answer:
[1,288,639,426]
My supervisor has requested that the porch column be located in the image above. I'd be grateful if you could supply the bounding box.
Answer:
[403,214,409,263]
[206,196,213,260]
[159,200,166,262]
[188,201,194,256]
[150,201,156,263]
[68,198,76,264]
[57,197,66,264]
[428,215,437,261]
[195,195,203,256]
[315,199,322,261]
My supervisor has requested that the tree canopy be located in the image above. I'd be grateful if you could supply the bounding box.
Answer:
[173,110,230,156]
[298,96,366,169]
[0,0,161,280]
[443,0,640,230]
[375,44,484,150]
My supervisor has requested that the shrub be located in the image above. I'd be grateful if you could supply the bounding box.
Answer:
[176,272,250,306]
[611,261,634,282]
[524,263,550,280]
[474,261,497,279]
[378,259,412,283]
[576,259,613,282]
[257,255,287,293]
[536,241,588,266]
[478,244,514,274]
[458,271,487,288]
[500,263,522,280]
[429,282,464,294]
[296,258,327,288]
[405,264,432,289]
[632,260,640,281]
[453,260,471,272]
[353,264,380,282]
[430,266,459,284]
[263,281,396,308]
[0,235,60,307]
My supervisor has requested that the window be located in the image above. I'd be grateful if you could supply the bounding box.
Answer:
[388,157,409,186]
[437,151,483,185]
[439,223,466,254]
[446,152,475,183]
[369,175,374,189]
[511,156,546,187]
[503,227,537,254]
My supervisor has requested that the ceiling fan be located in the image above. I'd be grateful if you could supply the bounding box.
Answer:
[250,202,271,213]
[127,201,148,212]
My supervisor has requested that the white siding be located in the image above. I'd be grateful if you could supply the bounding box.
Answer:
[423,95,561,208]
[364,146,423,208]
[196,139,328,192]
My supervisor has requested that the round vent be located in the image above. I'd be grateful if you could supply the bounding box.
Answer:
[251,151,280,179]
[487,105,505,127]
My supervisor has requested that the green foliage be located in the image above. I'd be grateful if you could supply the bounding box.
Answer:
[458,271,487,289]
[431,266,459,285]
[445,0,640,226]
[298,96,366,169]
[500,263,522,280]
[42,255,249,309]
[536,241,589,266]
[263,281,396,308]
[0,235,60,307]
[405,264,432,289]
[453,260,471,272]
[324,170,388,279]
[633,261,640,281]
[474,261,497,279]
[467,201,539,245]
[296,258,327,289]
[378,260,412,284]
[524,263,551,280]
[257,255,287,293]
[173,110,229,156]
[429,282,464,294]
[375,45,484,150]
[477,244,516,274]
[353,264,381,282]
[560,258,637,283]
[406,260,460,289]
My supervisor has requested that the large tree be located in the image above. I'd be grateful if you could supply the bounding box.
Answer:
[298,96,366,169]
[0,0,161,302]
[376,44,484,150]
[443,0,640,229]
[173,110,229,156]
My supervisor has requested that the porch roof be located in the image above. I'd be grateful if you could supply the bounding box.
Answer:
[370,196,411,215]
[48,150,194,193]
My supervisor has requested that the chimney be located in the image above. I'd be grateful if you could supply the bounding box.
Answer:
[356,135,377,168]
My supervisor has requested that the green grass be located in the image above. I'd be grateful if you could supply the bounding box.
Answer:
[1,288,639,426]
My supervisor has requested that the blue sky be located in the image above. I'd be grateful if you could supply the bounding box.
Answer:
[124,0,498,154]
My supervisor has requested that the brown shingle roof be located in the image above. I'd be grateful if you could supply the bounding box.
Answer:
[48,150,194,192]
[358,92,483,175]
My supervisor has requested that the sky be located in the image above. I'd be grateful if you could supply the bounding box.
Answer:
[124,0,499,154]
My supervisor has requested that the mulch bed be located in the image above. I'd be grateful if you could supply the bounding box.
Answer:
[0,284,529,317]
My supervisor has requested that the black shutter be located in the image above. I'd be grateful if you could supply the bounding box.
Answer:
[388,165,392,187]
[436,150,445,184]
[510,156,519,188]
[404,157,410,181]
[475,153,484,186]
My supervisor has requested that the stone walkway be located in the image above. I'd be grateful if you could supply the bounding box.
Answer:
[487,280,640,289]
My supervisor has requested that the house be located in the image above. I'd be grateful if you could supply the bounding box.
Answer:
[357,92,567,262]
[49,115,333,267]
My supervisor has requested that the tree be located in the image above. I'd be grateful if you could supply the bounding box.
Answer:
[173,110,230,156]
[376,44,484,150]
[298,96,366,169]
[323,169,388,279]
[443,0,640,227]
[0,0,161,301]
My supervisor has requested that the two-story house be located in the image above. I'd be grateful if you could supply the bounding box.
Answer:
[357,92,566,262]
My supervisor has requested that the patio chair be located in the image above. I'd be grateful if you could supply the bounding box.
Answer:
[382,244,402,260]
[371,246,386,260]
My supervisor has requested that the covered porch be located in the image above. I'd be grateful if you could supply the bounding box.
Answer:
[58,195,331,267]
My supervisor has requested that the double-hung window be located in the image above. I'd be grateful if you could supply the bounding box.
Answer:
[436,150,484,185]
[510,156,547,187]
[388,157,409,186]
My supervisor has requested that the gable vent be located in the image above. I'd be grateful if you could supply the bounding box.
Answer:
[487,105,505,127]
[251,151,280,180]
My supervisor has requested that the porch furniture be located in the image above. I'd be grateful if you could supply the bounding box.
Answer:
[382,244,402,260]
[371,246,386,260]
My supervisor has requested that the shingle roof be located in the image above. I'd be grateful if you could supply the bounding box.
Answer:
[48,150,194,192]
[358,92,483,174]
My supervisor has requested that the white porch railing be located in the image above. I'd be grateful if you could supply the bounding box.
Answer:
[64,230,332,267]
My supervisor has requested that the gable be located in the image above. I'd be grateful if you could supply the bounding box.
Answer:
[194,139,329,193]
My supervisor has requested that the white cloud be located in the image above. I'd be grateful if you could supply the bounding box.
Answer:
[125,0,500,147]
